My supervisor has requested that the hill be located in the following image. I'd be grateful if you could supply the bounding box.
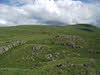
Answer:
[0,24,100,75]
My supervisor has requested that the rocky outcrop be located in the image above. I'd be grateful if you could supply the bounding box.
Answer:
[0,40,26,54]
[54,35,84,41]
[32,46,41,50]
[50,35,85,49]
[60,42,83,49]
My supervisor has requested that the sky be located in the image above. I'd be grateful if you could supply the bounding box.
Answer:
[0,0,100,27]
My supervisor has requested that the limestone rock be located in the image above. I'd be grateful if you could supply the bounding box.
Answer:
[32,46,41,50]
[0,47,4,54]
[45,54,53,61]
[57,64,63,67]
[0,40,26,54]
[3,46,9,51]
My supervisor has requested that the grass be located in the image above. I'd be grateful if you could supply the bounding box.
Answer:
[0,24,100,75]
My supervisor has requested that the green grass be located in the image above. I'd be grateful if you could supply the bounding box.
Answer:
[0,24,100,75]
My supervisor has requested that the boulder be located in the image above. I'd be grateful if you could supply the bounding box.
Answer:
[34,64,39,67]
[0,47,4,54]
[7,45,12,49]
[75,46,83,49]
[35,46,41,50]
[57,64,63,67]
[45,54,53,61]
[55,52,60,55]
[88,49,96,54]
[3,46,9,51]
[32,47,35,50]
[32,46,41,50]
[66,42,76,48]
[96,51,100,54]
[12,43,17,47]
[77,54,80,56]
[55,35,60,38]
[83,63,91,68]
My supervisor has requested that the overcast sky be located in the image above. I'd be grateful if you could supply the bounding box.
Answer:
[0,0,100,27]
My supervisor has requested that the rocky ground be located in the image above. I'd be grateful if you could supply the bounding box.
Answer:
[0,24,100,75]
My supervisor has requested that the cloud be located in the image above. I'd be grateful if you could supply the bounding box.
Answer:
[0,19,7,24]
[0,0,100,27]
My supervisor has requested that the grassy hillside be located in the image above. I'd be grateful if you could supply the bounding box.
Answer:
[0,24,100,75]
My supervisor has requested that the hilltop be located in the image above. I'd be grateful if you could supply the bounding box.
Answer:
[0,24,100,75]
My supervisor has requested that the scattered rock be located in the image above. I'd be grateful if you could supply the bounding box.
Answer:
[36,46,41,50]
[83,63,91,68]
[0,47,4,54]
[77,54,80,56]
[88,49,96,54]
[54,35,84,41]
[55,35,60,38]
[57,64,63,67]
[66,42,76,48]
[96,51,100,54]
[62,50,66,53]
[3,46,9,51]
[55,52,60,55]
[32,46,41,50]
[34,64,39,67]
[60,42,83,49]
[7,45,13,49]
[45,54,53,61]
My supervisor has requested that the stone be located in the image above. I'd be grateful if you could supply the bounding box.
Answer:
[32,47,35,50]
[35,46,41,50]
[77,54,80,56]
[12,43,17,47]
[96,52,100,54]
[55,35,60,38]
[34,64,39,67]
[3,46,9,51]
[88,49,96,54]
[7,45,12,49]
[90,58,95,63]
[57,64,63,67]
[0,47,4,54]
[53,35,85,44]
[62,50,66,53]
[66,42,76,48]
[83,63,91,68]
[32,58,35,61]
[55,52,60,55]
[45,54,53,61]
[32,46,41,50]
[76,46,83,49]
